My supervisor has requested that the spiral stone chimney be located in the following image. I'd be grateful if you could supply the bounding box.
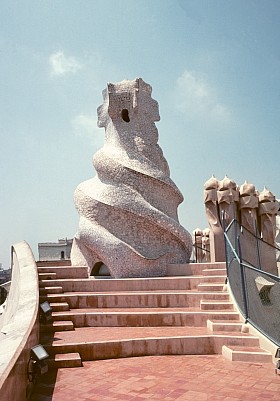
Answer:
[71,78,192,278]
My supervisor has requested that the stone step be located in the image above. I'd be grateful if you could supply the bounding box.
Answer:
[37,276,203,293]
[38,272,57,281]
[51,308,241,327]
[42,326,260,361]
[166,263,205,276]
[199,276,226,283]
[40,320,74,332]
[37,260,71,267]
[202,268,227,277]
[40,286,64,295]
[48,352,82,368]
[40,291,230,309]
[197,283,225,292]
[38,266,88,279]
[207,320,244,333]
[166,262,225,276]
[222,345,272,363]
[200,300,234,311]
[50,302,70,312]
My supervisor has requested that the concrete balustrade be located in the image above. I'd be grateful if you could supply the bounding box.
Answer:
[0,241,39,401]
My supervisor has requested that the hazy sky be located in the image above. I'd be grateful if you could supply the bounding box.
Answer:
[1,0,280,268]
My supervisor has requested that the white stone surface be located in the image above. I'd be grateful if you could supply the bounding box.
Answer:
[71,78,192,278]
[0,241,39,399]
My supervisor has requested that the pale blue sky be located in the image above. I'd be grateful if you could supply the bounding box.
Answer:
[1,0,280,268]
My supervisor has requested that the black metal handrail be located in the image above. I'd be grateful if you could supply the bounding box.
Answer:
[193,232,210,263]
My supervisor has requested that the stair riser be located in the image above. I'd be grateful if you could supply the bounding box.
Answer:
[48,359,82,368]
[200,303,233,311]
[197,285,225,292]
[222,347,272,363]
[39,273,56,280]
[48,353,82,368]
[41,324,74,332]
[50,303,69,312]
[52,312,240,327]
[202,270,227,277]
[166,264,204,276]
[214,337,260,353]
[41,293,230,309]
[37,261,71,267]
[209,324,243,333]
[200,277,226,283]
[230,352,272,363]
[40,287,63,295]
[38,267,88,279]
[188,263,226,270]
[45,337,215,360]
[44,334,258,361]
[39,277,203,292]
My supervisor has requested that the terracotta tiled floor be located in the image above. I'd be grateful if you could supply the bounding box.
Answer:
[31,355,280,401]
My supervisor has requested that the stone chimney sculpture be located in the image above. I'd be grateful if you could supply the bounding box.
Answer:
[204,175,226,262]
[239,181,258,233]
[204,175,279,273]
[258,187,279,245]
[238,180,259,267]
[71,78,192,278]
[217,175,239,227]
[257,187,279,275]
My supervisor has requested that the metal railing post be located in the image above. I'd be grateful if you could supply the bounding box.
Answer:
[237,235,249,321]
[195,232,198,263]
[254,220,262,270]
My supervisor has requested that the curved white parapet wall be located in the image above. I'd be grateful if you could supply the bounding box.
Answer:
[0,241,39,401]
[0,281,11,314]
[71,78,192,278]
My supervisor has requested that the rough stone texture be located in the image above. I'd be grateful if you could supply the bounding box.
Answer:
[257,188,279,275]
[71,78,192,278]
[217,176,239,227]
[204,175,225,262]
[239,181,258,233]
[258,187,279,245]
[238,181,260,268]
[204,176,279,274]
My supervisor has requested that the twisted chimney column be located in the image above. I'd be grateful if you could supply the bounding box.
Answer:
[71,78,192,278]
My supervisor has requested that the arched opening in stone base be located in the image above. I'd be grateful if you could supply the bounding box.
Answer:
[90,262,111,277]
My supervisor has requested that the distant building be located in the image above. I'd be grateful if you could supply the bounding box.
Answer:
[0,265,12,304]
[38,238,73,261]
[0,267,11,285]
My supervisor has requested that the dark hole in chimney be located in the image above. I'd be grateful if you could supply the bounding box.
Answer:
[121,109,130,122]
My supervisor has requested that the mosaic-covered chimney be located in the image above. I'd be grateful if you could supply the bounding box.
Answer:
[71,78,192,278]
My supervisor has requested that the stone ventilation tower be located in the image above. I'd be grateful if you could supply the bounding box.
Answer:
[71,78,192,278]
[239,180,258,233]
[204,175,225,262]
[258,187,279,245]
[204,175,279,274]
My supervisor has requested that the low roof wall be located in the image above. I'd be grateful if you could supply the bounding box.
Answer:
[0,241,39,401]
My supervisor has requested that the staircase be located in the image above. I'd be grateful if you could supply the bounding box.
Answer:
[37,261,272,368]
